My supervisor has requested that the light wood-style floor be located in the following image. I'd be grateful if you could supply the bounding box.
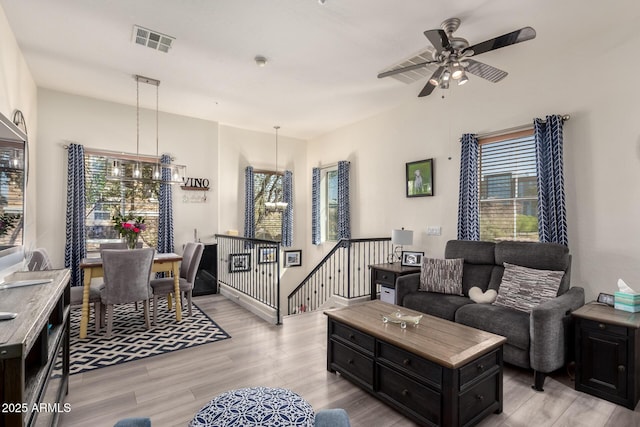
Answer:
[59,294,640,427]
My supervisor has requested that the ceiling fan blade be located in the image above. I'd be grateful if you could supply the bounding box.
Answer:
[377,60,434,79]
[423,29,450,54]
[418,67,444,97]
[464,59,508,83]
[464,26,536,56]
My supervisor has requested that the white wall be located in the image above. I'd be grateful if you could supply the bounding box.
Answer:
[36,89,218,265]
[0,6,37,247]
[306,23,640,302]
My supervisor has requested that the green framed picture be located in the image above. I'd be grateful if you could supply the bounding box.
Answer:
[406,158,434,197]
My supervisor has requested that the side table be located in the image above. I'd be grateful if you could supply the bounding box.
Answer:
[369,262,421,303]
[573,303,640,409]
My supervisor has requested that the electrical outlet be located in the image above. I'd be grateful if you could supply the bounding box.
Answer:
[426,226,442,236]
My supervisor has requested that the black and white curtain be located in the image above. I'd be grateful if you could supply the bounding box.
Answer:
[457,133,480,241]
[157,154,174,253]
[337,161,351,240]
[281,170,293,247]
[64,143,86,287]
[534,115,568,246]
[311,167,321,245]
[244,166,255,242]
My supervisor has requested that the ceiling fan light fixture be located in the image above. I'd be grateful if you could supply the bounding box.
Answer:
[440,80,449,89]
[450,63,464,80]
[441,69,451,82]
[457,73,469,85]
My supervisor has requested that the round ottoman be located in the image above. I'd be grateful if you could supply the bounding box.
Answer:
[190,386,315,427]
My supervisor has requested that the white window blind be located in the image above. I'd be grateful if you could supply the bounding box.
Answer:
[84,153,159,251]
[479,130,538,242]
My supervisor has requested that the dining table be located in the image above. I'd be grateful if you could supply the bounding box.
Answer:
[78,252,183,339]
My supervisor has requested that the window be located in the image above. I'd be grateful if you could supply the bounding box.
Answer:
[253,170,284,241]
[479,129,538,242]
[322,168,339,242]
[0,142,24,245]
[84,153,159,251]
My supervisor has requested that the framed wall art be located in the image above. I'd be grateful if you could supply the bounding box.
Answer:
[406,158,434,197]
[229,253,251,273]
[401,251,424,267]
[258,246,278,264]
[284,250,302,268]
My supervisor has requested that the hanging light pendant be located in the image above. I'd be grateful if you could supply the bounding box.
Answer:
[106,75,186,184]
[265,125,288,211]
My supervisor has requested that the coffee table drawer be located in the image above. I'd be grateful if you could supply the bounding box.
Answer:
[459,373,499,425]
[378,364,441,426]
[330,340,374,388]
[459,349,499,388]
[330,320,375,353]
[378,341,442,387]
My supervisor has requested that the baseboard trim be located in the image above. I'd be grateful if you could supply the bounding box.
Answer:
[219,284,279,324]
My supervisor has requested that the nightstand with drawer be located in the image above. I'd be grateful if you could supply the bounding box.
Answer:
[573,303,640,409]
[369,263,421,303]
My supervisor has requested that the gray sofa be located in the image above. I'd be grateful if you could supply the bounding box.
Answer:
[395,240,585,391]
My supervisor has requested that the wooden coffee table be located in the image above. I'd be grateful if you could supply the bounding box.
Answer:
[325,300,506,427]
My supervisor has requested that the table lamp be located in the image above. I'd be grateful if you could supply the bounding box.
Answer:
[390,228,413,263]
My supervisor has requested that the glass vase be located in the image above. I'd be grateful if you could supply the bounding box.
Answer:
[125,234,139,249]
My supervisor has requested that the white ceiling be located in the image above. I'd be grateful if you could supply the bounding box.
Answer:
[0,0,634,139]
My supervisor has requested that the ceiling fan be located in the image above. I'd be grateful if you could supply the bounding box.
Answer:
[378,18,536,97]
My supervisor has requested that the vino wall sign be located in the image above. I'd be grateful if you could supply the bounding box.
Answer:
[180,177,210,191]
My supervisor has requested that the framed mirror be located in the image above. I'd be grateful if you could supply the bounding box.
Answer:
[0,111,27,269]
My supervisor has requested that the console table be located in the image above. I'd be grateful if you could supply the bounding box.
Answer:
[0,269,71,427]
[573,303,640,409]
[325,301,506,426]
[369,263,420,302]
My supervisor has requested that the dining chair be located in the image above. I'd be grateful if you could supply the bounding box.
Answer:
[28,248,104,333]
[150,242,204,325]
[100,241,142,249]
[100,248,155,338]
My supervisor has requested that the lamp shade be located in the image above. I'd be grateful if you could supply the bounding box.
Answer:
[391,229,413,246]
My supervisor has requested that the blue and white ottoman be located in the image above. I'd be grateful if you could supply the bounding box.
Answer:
[190,386,315,427]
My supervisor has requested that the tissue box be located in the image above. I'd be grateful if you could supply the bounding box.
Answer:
[614,292,640,312]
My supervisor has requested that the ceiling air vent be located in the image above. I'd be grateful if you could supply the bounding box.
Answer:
[132,25,174,53]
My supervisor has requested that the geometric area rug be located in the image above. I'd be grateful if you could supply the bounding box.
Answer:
[63,299,231,375]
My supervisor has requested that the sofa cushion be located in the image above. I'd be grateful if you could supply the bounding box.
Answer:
[403,292,473,321]
[419,258,463,295]
[455,303,530,351]
[493,262,564,313]
[495,241,570,294]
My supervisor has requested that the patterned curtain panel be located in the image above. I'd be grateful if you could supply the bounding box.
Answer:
[337,161,351,240]
[64,143,86,287]
[534,115,568,246]
[457,133,480,241]
[311,168,321,245]
[157,154,174,254]
[244,166,255,245]
[281,170,293,247]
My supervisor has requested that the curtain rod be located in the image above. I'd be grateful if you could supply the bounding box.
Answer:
[317,160,351,170]
[476,114,570,140]
[61,143,172,162]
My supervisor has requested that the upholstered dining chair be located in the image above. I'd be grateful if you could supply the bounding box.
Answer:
[28,248,104,333]
[100,248,155,338]
[150,242,204,325]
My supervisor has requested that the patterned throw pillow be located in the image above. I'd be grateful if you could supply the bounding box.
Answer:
[493,262,564,313]
[419,258,464,295]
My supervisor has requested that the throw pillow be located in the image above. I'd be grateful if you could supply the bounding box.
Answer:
[419,258,463,295]
[493,262,564,313]
[469,287,497,304]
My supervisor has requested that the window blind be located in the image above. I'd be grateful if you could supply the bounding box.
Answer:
[479,129,538,242]
[84,153,159,251]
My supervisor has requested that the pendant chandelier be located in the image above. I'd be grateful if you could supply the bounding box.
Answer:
[264,125,288,211]
[107,75,186,184]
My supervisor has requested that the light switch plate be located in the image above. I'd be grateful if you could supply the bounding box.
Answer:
[426,226,442,236]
